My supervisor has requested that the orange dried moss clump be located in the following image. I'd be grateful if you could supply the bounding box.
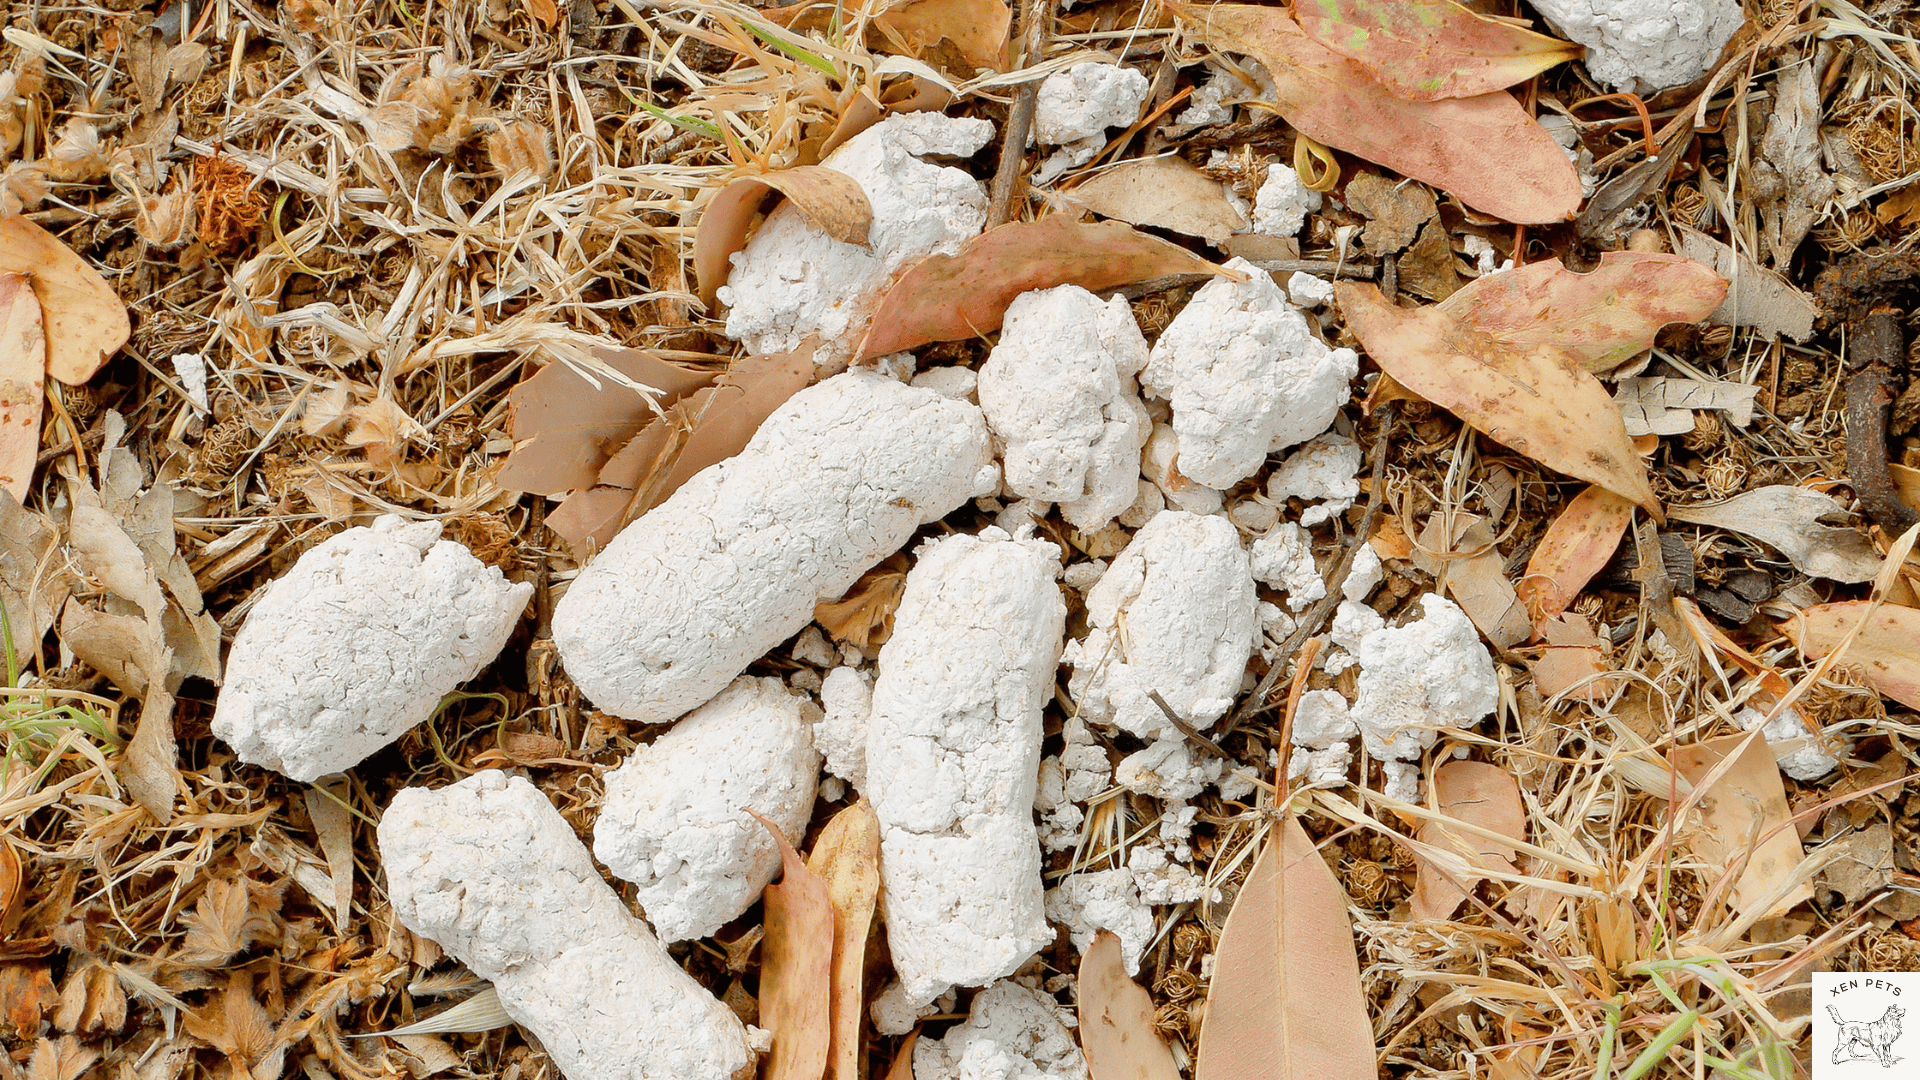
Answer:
[190,155,269,251]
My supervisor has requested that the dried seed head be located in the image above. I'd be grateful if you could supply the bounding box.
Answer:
[485,118,554,181]
[283,0,333,34]
[135,183,194,248]
[44,117,114,182]
[0,160,48,215]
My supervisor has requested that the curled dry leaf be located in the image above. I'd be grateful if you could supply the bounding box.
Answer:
[1411,514,1530,649]
[496,349,717,496]
[872,0,1011,69]
[751,810,834,1080]
[814,553,909,649]
[1671,485,1881,584]
[696,166,875,308]
[1410,760,1527,921]
[1784,602,1920,710]
[0,273,42,502]
[1517,485,1634,633]
[1670,732,1813,920]
[1062,156,1248,245]
[1673,225,1816,343]
[806,798,881,1080]
[1078,930,1180,1080]
[858,218,1238,359]
[1193,815,1374,1080]
[0,216,129,385]
[1294,0,1580,101]
[0,840,19,930]
[0,493,71,667]
[1169,2,1579,224]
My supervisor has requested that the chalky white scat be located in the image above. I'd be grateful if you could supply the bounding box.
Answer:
[552,371,997,722]
[378,771,755,1080]
[911,981,1090,1080]
[1527,0,1741,93]
[593,676,822,943]
[866,529,1064,1014]
[210,515,531,783]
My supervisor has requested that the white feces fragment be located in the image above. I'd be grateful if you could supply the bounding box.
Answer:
[212,515,531,782]
[553,372,996,722]
[1032,62,1150,181]
[1267,434,1361,526]
[594,676,822,942]
[868,529,1064,1011]
[1045,869,1153,974]
[380,771,754,1080]
[718,113,993,370]
[1066,511,1256,739]
[913,981,1089,1080]
[978,285,1151,529]
[1529,0,1742,92]
[1735,705,1839,781]
[1142,257,1357,488]
[1250,164,1322,238]
[1350,594,1497,801]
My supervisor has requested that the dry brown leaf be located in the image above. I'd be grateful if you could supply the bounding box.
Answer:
[304,778,355,929]
[1398,216,1461,301]
[0,842,18,932]
[1672,226,1816,343]
[1671,486,1881,584]
[1670,732,1813,920]
[0,217,129,385]
[1192,815,1374,1080]
[1078,930,1180,1080]
[696,166,874,308]
[25,1034,97,1080]
[1410,760,1526,921]
[1063,157,1248,245]
[0,493,70,671]
[525,0,559,29]
[872,0,1010,68]
[496,349,717,496]
[1784,602,1920,710]
[0,274,42,503]
[1517,485,1633,633]
[1612,376,1758,436]
[1529,612,1608,701]
[814,554,909,649]
[1411,514,1530,648]
[1294,0,1580,100]
[547,346,815,551]
[172,877,282,969]
[1343,173,1436,253]
[1170,3,1579,223]
[0,964,55,1034]
[806,798,881,1080]
[859,218,1237,359]
[752,811,833,1080]
[181,971,288,1080]
[885,1030,920,1080]
[50,960,124,1035]
[1337,269,1669,515]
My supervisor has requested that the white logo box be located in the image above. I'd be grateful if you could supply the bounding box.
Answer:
[1814,971,1919,1074]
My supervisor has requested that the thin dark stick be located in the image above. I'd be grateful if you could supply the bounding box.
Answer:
[1147,689,1232,761]
[984,0,1050,228]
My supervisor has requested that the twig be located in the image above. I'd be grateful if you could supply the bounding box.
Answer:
[1221,403,1396,736]
[1147,689,1232,761]
[984,0,1051,228]
[1845,309,1919,535]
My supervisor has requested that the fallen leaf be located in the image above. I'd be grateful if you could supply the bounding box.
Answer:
[1412,514,1530,648]
[391,1034,466,1077]
[0,217,130,385]
[181,970,288,1080]
[50,959,124,1035]
[1875,186,1920,230]
[858,218,1237,359]
[1785,602,1920,710]
[1339,280,1660,515]
[1529,612,1608,701]
[1397,216,1461,301]
[885,1030,920,1080]
[1063,156,1248,245]
[1672,226,1816,343]
[807,799,881,1080]
[0,843,17,931]
[696,166,874,308]
[496,349,717,496]
[24,1033,98,1080]
[1342,173,1436,253]
[814,554,909,649]
[0,274,42,503]
[1078,930,1180,1080]
[1192,815,1374,1080]
[1671,486,1880,584]
[0,964,56,1034]
[1294,0,1580,100]
[525,0,559,29]
[872,0,1010,69]
[546,345,815,550]
[172,876,282,969]
[752,810,833,1080]
[0,492,71,672]
[1670,732,1812,920]
[304,778,355,929]
[1612,376,1758,437]
[1750,63,1832,269]
[1170,2,1580,224]
[1517,485,1634,631]
[1410,760,1526,921]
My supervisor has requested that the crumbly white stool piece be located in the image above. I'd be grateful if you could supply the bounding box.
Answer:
[1250,523,1324,612]
[979,286,1151,529]
[816,665,873,791]
[1350,594,1497,762]
[1032,62,1150,180]
[1288,743,1355,786]
[1142,258,1358,488]
[593,676,821,942]
[719,113,994,371]
[1228,498,1281,533]
[1292,689,1357,749]
[212,515,531,782]
[1250,164,1322,237]
[1329,599,1385,652]
[869,529,1065,1008]
[912,982,1089,1080]
[1380,760,1422,803]
[1127,844,1218,905]
[912,365,979,401]
[553,372,996,722]
[1065,511,1256,738]
[1267,434,1361,526]
[1529,0,1742,92]
[1114,732,1222,801]
[1045,869,1154,974]
[1285,272,1334,309]
[1342,543,1384,602]
[1735,705,1839,781]
[1141,423,1225,516]
[379,771,753,1080]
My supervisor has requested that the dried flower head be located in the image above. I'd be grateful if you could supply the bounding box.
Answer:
[0,160,48,216]
[190,154,269,250]
[363,57,492,156]
[485,118,554,182]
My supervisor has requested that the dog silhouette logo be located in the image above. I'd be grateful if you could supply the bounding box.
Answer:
[1817,974,1917,1074]
[1828,1004,1906,1068]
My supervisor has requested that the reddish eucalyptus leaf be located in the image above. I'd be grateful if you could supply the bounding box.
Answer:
[858,218,1235,359]
[1295,0,1580,101]
[1079,930,1180,1080]
[1785,602,1920,711]
[1517,485,1634,633]
[1670,733,1812,919]
[1336,280,1660,516]
[1410,760,1526,921]
[1169,2,1579,224]
[696,166,874,308]
[751,810,834,1080]
[0,217,128,385]
[806,799,881,1080]
[0,274,45,502]
[1435,252,1729,374]
[1193,815,1373,1080]
[496,349,717,496]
